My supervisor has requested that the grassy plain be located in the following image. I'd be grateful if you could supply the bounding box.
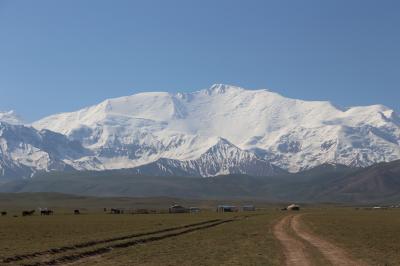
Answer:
[0,193,285,266]
[302,208,400,266]
[5,193,400,265]
[0,213,225,258]
[71,212,284,266]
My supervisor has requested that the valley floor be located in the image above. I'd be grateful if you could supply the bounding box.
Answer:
[1,194,400,265]
[0,212,284,266]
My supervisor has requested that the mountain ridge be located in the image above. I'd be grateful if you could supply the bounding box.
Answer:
[0,111,24,125]
[0,84,399,178]
[33,84,400,172]
[132,138,284,177]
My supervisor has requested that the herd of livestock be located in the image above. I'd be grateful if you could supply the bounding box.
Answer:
[0,207,169,217]
[0,208,79,217]
[0,204,261,217]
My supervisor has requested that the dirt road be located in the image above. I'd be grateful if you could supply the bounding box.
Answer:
[274,214,367,266]
[273,215,312,266]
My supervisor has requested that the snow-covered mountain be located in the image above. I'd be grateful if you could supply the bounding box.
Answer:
[0,111,24,125]
[1,84,399,179]
[32,84,400,174]
[0,122,100,179]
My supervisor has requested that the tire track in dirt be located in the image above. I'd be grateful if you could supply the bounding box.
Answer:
[273,215,312,266]
[21,219,235,266]
[292,215,367,266]
[274,214,368,266]
[1,219,221,264]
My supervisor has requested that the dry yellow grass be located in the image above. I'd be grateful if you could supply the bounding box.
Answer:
[74,212,284,266]
[0,213,228,258]
[10,193,400,265]
[0,195,284,266]
[302,208,400,266]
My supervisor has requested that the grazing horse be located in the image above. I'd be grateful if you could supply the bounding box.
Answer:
[1,211,7,216]
[110,208,122,214]
[41,210,54,216]
[22,210,35,216]
[74,209,80,215]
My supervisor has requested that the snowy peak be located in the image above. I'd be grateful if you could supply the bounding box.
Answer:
[20,83,400,176]
[205,137,241,154]
[202,84,245,95]
[202,137,258,163]
[0,111,24,125]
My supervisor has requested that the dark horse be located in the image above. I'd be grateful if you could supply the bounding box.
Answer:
[1,211,7,216]
[41,210,54,216]
[74,209,80,215]
[110,208,123,214]
[22,210,35,216]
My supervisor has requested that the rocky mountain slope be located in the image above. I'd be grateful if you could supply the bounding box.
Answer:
[0,122,99,179]
[132,138,284,177]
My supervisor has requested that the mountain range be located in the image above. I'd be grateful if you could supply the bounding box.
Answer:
[1,84,400,179]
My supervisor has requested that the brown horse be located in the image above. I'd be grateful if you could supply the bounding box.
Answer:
[22,210,35,216]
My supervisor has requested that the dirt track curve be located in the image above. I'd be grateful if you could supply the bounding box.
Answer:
[274,214,367,266]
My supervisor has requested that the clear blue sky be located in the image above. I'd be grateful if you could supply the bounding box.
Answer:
[0,0,399,121]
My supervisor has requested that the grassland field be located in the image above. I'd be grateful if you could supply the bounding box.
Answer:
[302,208,400,266]
[1,193,400,265]
[0,193,286,266]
